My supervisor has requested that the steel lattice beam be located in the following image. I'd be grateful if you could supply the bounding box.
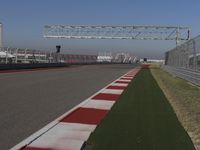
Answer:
[43,25,190,42]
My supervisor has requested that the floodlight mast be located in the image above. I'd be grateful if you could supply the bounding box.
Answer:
[43,25,190,46]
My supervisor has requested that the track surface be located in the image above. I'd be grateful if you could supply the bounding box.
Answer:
[0,64,135,149]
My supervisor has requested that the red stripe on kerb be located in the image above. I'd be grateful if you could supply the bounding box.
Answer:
[106,85,126,90]
[21,147,53,150]
[115,81,130,84]
[92,93,120,101]
[60,107,108,124]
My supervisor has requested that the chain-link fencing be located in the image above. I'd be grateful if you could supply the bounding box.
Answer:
[165,35,200,71]
[164,35,200,86]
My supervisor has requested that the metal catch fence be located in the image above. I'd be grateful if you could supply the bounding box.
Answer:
[165,35,200,71]
[164,35,200,86]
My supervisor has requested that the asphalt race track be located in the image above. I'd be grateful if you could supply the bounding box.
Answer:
[0,64,135,149]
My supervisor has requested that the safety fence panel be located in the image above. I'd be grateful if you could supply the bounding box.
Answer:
[165,35,200,71]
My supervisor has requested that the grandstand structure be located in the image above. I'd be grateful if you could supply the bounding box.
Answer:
[0,47,137,64]
[97,52,112,62]
[114,52,137,63]
[0,47,98,64]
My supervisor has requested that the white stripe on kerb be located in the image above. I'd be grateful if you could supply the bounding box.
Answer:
[58,122,96,132]
[117,79,131,82]
[29,139,84,150]
[111,83,128,87]
[28,123,92,150]
[101,89,123,94]
[122,77,133,79]
[82,100,115,110]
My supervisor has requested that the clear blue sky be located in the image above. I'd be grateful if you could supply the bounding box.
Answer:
[0,0,200,58]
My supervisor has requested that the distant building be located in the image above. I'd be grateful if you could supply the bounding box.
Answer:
[97,52,112,62]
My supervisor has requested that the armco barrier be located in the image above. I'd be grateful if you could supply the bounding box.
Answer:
[162,65,200,86]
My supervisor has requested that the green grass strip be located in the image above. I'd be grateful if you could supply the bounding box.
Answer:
[87,69,195,150]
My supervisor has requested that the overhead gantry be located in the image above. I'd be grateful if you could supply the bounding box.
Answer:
[43,25,190,46]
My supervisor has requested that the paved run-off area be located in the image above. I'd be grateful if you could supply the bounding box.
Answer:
[87,68,195,150]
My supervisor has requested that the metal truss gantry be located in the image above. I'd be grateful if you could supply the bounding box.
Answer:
[44,25,190,45]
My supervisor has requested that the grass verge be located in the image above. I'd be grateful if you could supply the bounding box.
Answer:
[87,69,195,150]
[151,66,200,149]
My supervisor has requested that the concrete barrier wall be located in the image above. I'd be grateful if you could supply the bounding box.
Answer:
[0,63,70,70]
[0,62,133,71]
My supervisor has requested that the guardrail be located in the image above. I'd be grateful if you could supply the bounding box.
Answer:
[162,65,200,86]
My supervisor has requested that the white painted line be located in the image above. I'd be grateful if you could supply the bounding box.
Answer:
[82,100,115,110]
[101,89,123,94]
[111,83,128,87]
